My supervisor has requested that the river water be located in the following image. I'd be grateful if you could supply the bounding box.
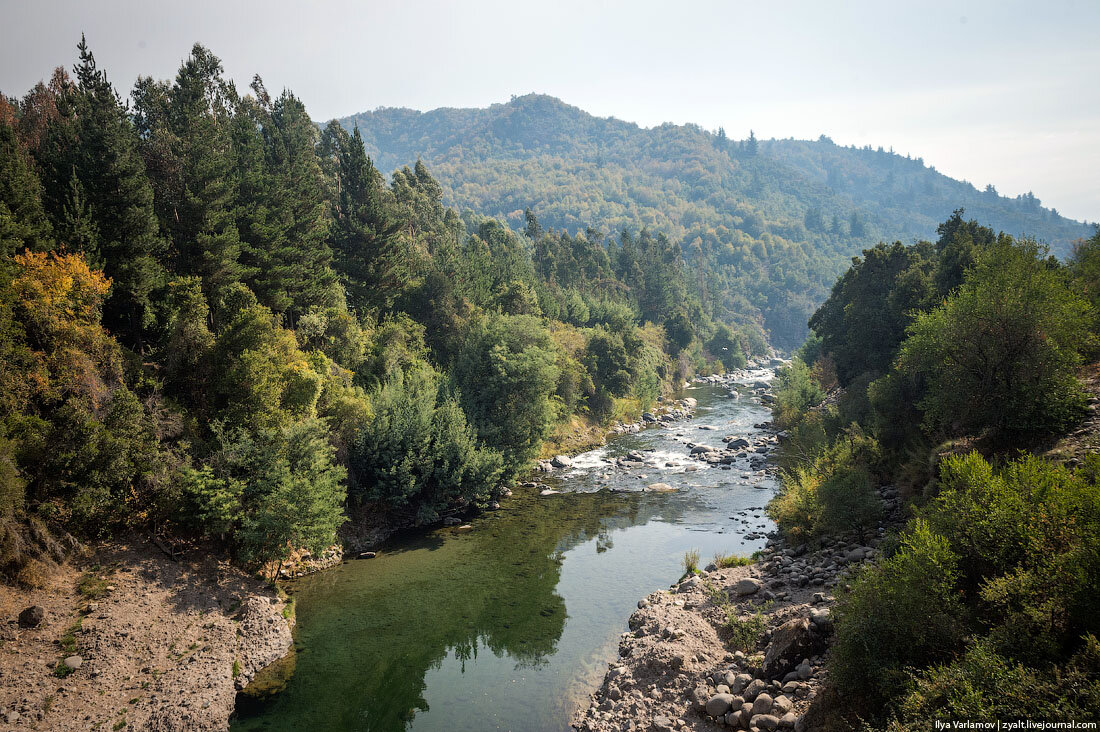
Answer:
[232,370,778,732]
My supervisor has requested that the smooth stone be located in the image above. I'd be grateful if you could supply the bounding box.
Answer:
[705,693,736,717]
[63,655,83,670]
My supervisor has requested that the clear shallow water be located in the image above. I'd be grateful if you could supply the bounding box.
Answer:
[232,373,777,732]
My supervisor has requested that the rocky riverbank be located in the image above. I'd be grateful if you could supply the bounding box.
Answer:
[571,519,893,732]
[0,541,292,731]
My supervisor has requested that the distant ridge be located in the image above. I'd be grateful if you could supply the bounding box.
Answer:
[335,94,1093,346]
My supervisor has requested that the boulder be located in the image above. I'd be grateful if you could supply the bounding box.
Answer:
[762,618,825,680]
[752,693,774,715]
[809,608,832,633]
[741,678,766,701]
[63,655,83,670]
[705,693,736,717]
[754,714,780,731]
[733,577,762,596]
[550,455,572,468]
[18,605,45,628]
[690,444,717,455]
[779,712,798,728]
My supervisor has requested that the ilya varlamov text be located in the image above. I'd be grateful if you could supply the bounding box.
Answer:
[935,722,1099,731]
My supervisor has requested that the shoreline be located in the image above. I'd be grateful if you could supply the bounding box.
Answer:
[0,541,292,732]
[570,521,892,732]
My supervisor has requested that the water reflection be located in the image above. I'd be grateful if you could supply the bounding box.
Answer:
[232,381,776,732]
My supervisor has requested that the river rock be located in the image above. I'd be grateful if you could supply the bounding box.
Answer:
[762,618,825,679]
[705,693,736,717]
[780,711,799,728]
[551,455,572,468]
[63,655,83,670]
[753,713,780,730]
[690,444,716,455]
[730,672,752,693]
[18,605,45,628]
[733,577,762,596]
[742,678,765,702]
[809,608,832,633]
[752,693,774,715]
[646,482,676,492]
[773,695,793,714]
[539,489,561,496]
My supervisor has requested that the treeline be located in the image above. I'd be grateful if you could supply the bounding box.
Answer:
[0,41,762,585]
[768,212,1100,726]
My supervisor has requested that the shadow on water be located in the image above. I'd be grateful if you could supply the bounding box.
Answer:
[232,381,776,732]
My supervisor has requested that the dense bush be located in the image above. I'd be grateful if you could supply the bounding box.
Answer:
[772,358,825,429]
[348,367,502,525]
[450,314,560,475]
[830,519,966,711]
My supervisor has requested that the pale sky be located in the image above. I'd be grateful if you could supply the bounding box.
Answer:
[2,0,1099,223]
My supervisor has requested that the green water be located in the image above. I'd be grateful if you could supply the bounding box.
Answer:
[232,377,777,732]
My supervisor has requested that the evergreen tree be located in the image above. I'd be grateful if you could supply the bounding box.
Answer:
[0,121,52,259]
[132,43,245,306]
[35,37,167,349]
[330,126,404,310]
[235,82,338,318]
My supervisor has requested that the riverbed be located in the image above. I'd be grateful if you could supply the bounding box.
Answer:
[232,370,778,732]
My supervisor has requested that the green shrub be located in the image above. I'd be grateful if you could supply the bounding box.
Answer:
[893,637,1100,726]
[830,519,965,711]
[349,366,502,525]
[721,610,766,652]
[767,467,822,542]
[772,358,825,430]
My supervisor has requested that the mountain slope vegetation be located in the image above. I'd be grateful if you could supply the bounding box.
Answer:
[338,94,1093,347]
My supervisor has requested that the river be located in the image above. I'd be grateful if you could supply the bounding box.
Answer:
[231,369,778,732]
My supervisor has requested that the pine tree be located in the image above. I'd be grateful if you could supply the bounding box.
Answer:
[235,82,337,319]
[331,127,404,311]
[132,43,245,308]
[746,129,759,157]
[0,121,52,259]
[35,36,166,349]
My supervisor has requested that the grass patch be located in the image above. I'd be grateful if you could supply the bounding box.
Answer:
[721,610,767,652]
[712,552,754,568]
[232,659,241,678]
[282,596,296,621]
[78,571,110,600]
[682,549,701,577]
[59,617,83,654]
[53,662,74,678]
[113,719,127,730]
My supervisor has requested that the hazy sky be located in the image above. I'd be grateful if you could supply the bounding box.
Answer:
[3,0,1098,222]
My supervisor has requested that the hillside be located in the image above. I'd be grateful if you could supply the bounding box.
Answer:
[337,94,1093,347]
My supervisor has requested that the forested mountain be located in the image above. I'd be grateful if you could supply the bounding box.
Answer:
[338,94,1093,347]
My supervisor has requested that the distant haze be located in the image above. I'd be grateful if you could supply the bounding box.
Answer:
[2,0,1098,223]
